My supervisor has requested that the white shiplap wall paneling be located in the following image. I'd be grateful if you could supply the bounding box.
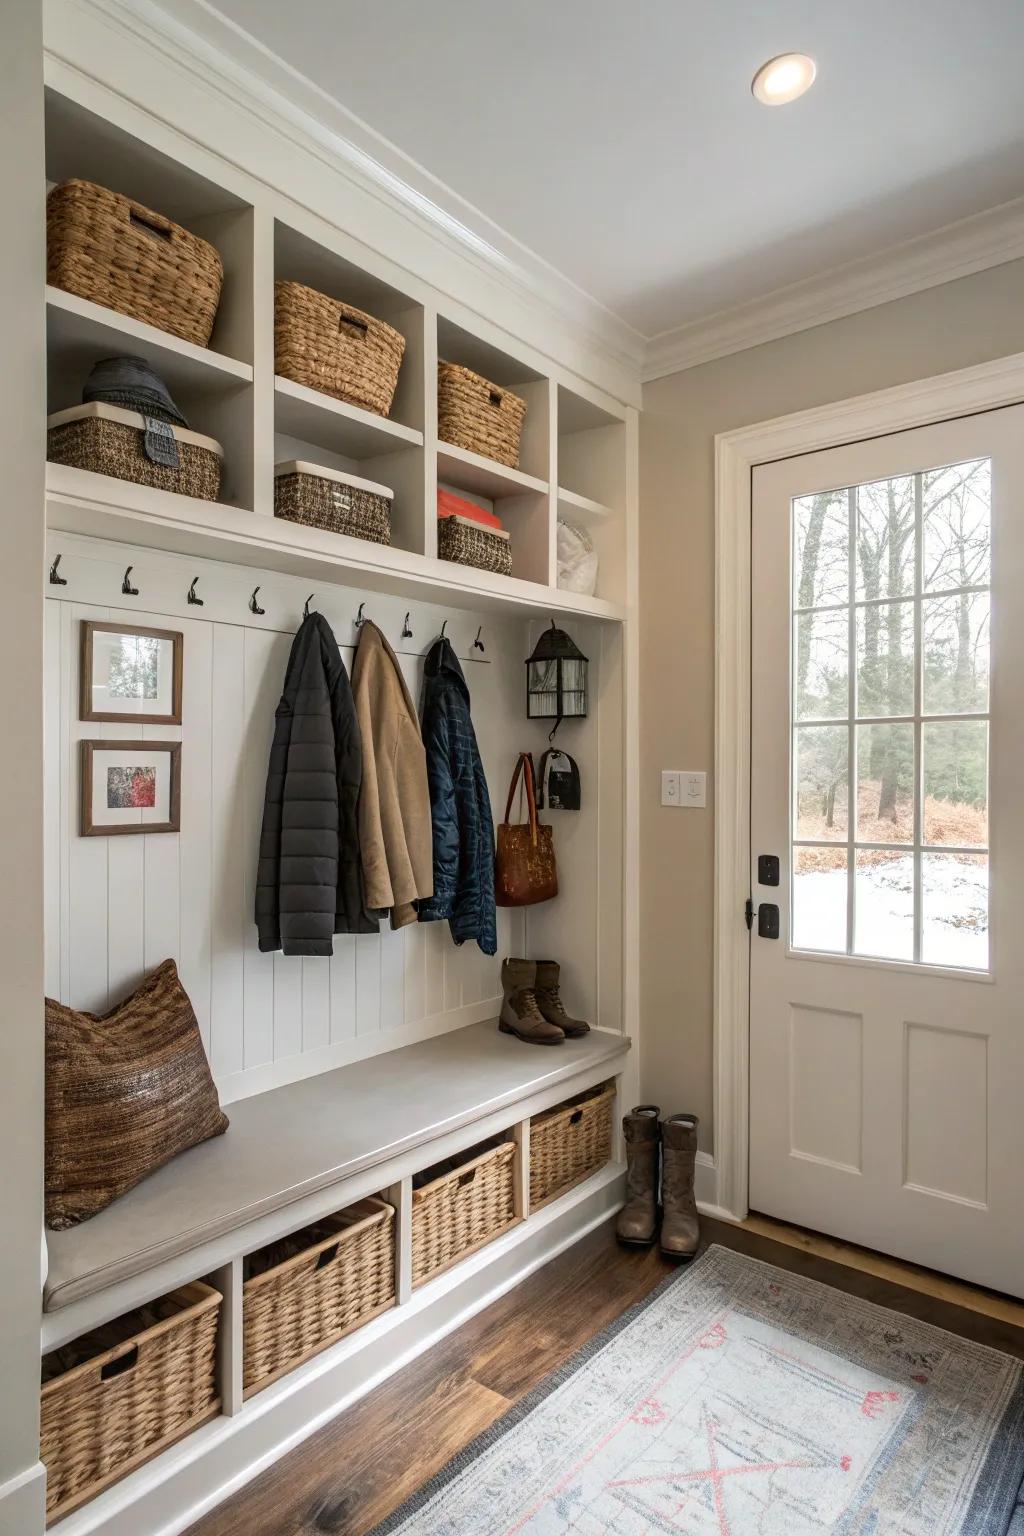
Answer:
[44,533,552,1104]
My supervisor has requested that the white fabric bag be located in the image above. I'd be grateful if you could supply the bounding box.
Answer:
[557,518,599,595]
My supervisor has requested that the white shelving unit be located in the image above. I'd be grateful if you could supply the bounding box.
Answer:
[28,27,640,1536]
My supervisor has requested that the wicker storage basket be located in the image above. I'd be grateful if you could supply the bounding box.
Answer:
[46,179,224,348]
[275,280,406,418]
[243,1197,395,1397]
[437,362,526,469]
[412,1138,517,1287]
[40,1282,221,1523]
[47,403,222,501]
[274,460,393,545]
[438,513,512,576]
[530,1082,616,1210]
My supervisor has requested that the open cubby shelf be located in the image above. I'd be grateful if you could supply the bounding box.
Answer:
[43,87,632,617]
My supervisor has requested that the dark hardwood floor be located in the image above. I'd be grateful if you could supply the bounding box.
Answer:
[186,1216,1024,1536]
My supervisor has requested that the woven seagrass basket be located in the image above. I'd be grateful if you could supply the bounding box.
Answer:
[243,1197,395,1397]
[437,362,526,468]
[437,513,512,576]
[47,404,222,501]
[412,1138,517,1287]
[46,179,224,348]
[274,461,393,544]
[275,280,406,418]
[40,1282,221,1523]
[530,1082,615,1210]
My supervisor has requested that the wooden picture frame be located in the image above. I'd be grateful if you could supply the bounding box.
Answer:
[80,740,182,837]
[80,621,184,725]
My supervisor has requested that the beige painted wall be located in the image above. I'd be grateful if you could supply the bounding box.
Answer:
[0,3,46,1532]
[639,258,1024,1156]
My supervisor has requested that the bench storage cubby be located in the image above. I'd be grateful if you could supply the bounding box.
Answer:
[242,1196,395,1397]
[412,1135,518,1287]
[530,1081,616,1209]
[40,1282,221,1524]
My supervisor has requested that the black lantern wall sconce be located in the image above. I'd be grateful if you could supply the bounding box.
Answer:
[526,622,588,738]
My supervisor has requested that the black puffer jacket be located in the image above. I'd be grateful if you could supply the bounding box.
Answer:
[256,613,376,954]
[418,637,497,955]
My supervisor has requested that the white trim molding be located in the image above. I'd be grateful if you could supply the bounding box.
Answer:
[713,349,1024,1221]
[645,196,1024,382]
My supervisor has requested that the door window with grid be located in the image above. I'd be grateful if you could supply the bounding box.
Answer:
[791,457,990,970]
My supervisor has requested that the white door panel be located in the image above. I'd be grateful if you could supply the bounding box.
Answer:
[750,407,1024,1296]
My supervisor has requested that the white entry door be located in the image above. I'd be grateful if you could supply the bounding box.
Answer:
[749,405,1024,1297]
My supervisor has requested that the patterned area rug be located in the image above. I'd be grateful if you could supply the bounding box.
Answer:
[371,1245,1024,1535]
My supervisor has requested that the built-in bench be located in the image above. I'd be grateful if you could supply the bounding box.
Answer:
[45,1021,629,1332]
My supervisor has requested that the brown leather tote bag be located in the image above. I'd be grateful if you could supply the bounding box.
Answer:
[495,753,558,907]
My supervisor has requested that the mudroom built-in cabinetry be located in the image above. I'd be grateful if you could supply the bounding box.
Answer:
[20,5,640,1534]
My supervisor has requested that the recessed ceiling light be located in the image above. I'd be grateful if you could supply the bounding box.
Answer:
[751,53,817,106]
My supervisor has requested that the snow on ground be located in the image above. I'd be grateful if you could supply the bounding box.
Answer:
[794,854,987,969]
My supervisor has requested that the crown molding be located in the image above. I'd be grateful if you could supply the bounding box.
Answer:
[47,0,646,399]
[643,196,1024,384]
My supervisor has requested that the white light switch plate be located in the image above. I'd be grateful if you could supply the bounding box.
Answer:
[681,771,706,807]
[662,770,706,808]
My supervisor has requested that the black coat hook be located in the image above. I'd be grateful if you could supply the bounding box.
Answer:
[401,612,413,639]
[440,619,448,638]
[121,565,139,596]
[355,602,367,628]
[49,554,68,587]
[473,626,485,652]
[249,586,265,615]
[304,593,315,618]
[187,577,204,606]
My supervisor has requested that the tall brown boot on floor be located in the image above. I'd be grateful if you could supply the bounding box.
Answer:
[499,959,565,1046]
[534,960,590,1037]
[616,1105,661,1247]
[660,1114,700,1260]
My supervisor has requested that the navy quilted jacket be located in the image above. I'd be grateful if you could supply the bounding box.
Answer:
[418,638,497,955]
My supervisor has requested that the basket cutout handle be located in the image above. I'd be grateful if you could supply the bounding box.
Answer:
[339,313,369,337]
[488,388,503,407]
[569,1109,584,1126]
[129,209,173,242]
[101,1344,139,1382]
[314,1242,341,1271]
[458,1168,477,1188]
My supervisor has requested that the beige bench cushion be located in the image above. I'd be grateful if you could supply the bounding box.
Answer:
[44,1021,629,1312]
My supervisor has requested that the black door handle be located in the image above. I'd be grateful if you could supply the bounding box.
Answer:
[757,903,780,940]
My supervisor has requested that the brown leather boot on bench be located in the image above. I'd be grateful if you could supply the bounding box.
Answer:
[499,959,564,1046]
[615,1105,660,1246]
[660,1113,700,1260]
[534,960,590,1038]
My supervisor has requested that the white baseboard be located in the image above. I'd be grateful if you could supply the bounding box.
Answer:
[0,1461,47,1536]
[694,1150,718,1213]
[53,1166,625,1536]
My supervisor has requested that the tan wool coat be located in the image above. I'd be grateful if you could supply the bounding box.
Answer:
[352,621,433,928]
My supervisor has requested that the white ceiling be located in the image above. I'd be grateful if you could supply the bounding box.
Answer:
[207,0,1024,341]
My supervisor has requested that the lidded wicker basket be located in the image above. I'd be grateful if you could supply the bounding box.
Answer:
[243,1197,395,1397]
[437,362,526,468]
[275,280,406,418]
[46,179,224,348]
[530,1082,615,1209]
[437,513,512,577]
[412,1138,517,1287]
[40,1282,221,1523]
[47,403,223,502]
[274,460,393,545]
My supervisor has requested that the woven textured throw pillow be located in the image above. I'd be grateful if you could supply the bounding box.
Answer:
[45,959,229,1230]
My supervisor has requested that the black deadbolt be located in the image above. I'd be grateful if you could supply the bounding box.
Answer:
[757,903,780,940]
[757,854,780,887]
